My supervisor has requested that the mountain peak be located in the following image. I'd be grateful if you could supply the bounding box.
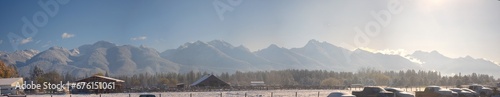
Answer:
[93,41,116,48]
[430,50,441,55]
[304,39,320,47]
[413,50,445,57]
[49,46,64,50]
[194,40,204,43]
[208,40,233,48]
[182,40,206,46]
[178,40,212,50]
[305,39,321,47]
[353,48,371,53]
[19,49,39,53]
[235,45,250,51]
[307,39,320,44]
[464,55,474,59]
[190,40,207,46]
[139,45,148,48]
[208,39,226,43]
[268,44,281,49]
[70,48,80,55]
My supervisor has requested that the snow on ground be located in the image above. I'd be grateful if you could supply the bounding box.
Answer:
[25,90,350,97]
[24,87,429,97]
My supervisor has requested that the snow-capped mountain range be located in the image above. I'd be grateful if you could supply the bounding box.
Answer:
[1,40,498,77]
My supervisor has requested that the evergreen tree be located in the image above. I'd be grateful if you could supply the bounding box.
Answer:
[31,66,44,83]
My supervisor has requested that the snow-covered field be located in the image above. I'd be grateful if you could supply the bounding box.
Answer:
[25,90,349,97]
[23,87,428,97]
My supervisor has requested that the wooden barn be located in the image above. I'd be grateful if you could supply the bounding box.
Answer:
[190,74,229,87]
[0,78,24,95]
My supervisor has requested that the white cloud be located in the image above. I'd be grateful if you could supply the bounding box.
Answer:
[20,37,33,44]
[481,58,499,66]
[131,36,147,41]
[358,48,424,64]
[35,40,41,44]
[42,41,52,48]
[375,49,409,56]
[62,33,75,39]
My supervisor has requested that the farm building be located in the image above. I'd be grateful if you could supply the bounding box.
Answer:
[250,81,266,86]
[176,83,185,88]
[74,75,124,94]
[0,78,24,95]
[190,74,229,87]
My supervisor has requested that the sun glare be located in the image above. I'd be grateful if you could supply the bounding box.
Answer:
[428,0,444,6]
[358,47,377,53]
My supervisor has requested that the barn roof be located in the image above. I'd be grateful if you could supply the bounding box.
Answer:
[190,74,229,87]
[0,78,23,86]
[77,75,124,82]
[191,75,211,86]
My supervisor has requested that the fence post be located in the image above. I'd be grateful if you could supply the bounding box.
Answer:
[271,92,273,97]
[160,93,161,97]
[295,92,297,97]
[245,92,247,97]
[318,91,320,97]
[190,93,192,97]
[129,94,131,97]
[220,92,222,97]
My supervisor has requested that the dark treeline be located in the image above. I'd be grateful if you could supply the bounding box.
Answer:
[27,67,498,90]
[110,68,498,88]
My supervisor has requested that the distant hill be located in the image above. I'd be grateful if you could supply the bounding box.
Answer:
[255,44,326,70]
[0,49,39,66]
[409,50,500,76]
[160,40,257,73]
[13,41,180,77]
[1,40,499,77]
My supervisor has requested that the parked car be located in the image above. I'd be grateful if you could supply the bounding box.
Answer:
[352,86,394,97]
[328,92,356,97]
[415,86,458,97]
[449,88,478,97]
[462,88,480,97]
[1,93,10,96]
[490,87,500,97]
[139,94,156,97]
[384,87,415,97]
[468,84,493,97]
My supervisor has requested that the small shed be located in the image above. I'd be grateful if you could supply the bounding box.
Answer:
[250,81,265,86]
[0,78,24,95]
[190,74,229,87]
[176,83,185,88]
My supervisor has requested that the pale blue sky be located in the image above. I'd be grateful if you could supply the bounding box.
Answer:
[0,0,499,63]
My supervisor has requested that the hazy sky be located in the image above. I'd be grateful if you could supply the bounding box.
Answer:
[0,0,499,63]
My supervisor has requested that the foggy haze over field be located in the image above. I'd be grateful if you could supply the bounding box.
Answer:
[0,0,499,77]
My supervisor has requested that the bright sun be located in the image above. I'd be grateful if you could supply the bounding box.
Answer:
[421,0,446,12]
[428,0,444,6]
